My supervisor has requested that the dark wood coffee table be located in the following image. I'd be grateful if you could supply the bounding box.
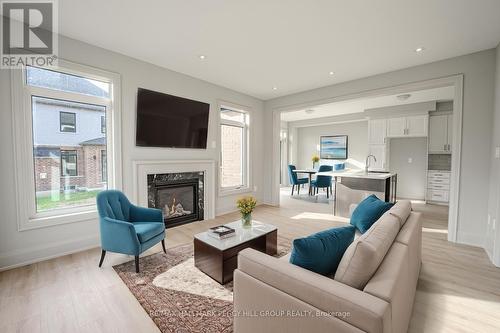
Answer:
[194,220,277,284]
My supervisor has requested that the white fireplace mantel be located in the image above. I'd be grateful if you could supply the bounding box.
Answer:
[132,159,216,220]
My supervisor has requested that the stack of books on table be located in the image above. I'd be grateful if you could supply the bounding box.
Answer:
[208,225,236,240]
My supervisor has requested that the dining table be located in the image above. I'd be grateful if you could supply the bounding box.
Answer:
[292,169,317,195]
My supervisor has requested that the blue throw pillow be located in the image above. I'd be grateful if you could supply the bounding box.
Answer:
[289,225,356,275]
[350,194,394,234]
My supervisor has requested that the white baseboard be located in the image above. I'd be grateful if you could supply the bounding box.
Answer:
[456,232,484,249]
[0,234,100,271]
[216,206,239,216]
[485,248,500,267]
[215,203,269,217]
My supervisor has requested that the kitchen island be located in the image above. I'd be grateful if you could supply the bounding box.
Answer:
[316,169,397,217]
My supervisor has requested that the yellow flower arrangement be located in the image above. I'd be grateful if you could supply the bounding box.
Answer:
[236,196,257,215]
[312,155,320,163]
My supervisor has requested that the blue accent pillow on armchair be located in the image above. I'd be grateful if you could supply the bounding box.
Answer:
[350,194,394,233]
[289,225,355,275]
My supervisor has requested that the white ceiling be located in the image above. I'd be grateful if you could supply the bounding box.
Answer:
[281,86,455,122]
[59,1,500,100]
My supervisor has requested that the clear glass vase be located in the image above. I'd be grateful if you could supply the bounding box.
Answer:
[241,212,252,228]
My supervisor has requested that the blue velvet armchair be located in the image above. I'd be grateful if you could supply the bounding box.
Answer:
[288,165,309,195]
[311,165,334,198]
[96,190,166,273]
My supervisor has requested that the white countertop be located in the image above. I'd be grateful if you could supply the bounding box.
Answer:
[316,168,396,179]
[194,220,277,251]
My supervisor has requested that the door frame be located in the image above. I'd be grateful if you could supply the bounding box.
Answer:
[271,74,463,243]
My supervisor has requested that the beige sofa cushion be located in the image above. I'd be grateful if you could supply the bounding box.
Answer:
[395,212,422,289]
[334,212,400,290]
[364,242,412,333]
[389,200,412,227]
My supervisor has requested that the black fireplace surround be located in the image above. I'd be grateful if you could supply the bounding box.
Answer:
[147,172,204,228]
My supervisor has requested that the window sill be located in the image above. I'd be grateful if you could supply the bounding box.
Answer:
[20,208,98,231]
[219,186,252,197]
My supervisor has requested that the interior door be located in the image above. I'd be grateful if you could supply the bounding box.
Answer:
[387,117,406,137]
[429,115,448,153]
[406,115,428,137]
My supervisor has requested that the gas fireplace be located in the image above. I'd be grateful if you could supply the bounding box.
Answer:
[147,172,204,228]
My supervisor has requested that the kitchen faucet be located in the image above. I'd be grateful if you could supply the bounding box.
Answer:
[365,154,377,173]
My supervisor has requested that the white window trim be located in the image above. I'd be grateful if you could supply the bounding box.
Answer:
[218,101,252,197]
[11,59,122,231]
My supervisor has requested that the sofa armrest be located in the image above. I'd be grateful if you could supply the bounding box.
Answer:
[236,248,391,333]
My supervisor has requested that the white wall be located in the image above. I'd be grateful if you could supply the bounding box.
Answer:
[294,121,368,170]
[486,44,500,266]
[264,49,496,249]
[389,138,428,200]
[0,35,264,269]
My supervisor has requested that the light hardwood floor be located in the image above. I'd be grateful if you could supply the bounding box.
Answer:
[1,189,499,332]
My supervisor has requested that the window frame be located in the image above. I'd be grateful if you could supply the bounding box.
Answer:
[101,115,106,134]
[218,102,251,196]
[101,149,107,183]
[11,59,122,231]
[60,150,78,177]
[59,111,76,132]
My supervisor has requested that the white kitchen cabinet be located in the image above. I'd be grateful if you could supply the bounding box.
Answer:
[368,144,387,171]
[368,119,387,144]
[387,115,428,138]
[426,170,451,204]
[428,114,453,153]
[387,117,406,137]
[406,115,428,137]
[428,115,448,153]
[427,189,449,202]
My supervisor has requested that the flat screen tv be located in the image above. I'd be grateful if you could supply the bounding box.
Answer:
[136,88,210,148]
[320,135,348,159]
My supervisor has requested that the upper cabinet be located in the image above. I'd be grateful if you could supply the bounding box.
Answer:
[368,119,387,144]
[387,115,428,138]
[429,113,453,154]
[407,115,428,136]
[387,117,406,137]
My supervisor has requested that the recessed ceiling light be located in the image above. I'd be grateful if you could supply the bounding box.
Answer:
[198,55,206,60]
[272,86,278,90]
[415,47,425,53]
[329,71,334,76]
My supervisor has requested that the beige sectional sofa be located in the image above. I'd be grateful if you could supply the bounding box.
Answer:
[233,201,421,333]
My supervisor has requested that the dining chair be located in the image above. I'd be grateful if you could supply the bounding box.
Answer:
[288,165,309,195]
[311,165,334,198]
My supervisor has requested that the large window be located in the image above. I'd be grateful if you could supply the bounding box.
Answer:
[220,107,249,192]
[12,61,120,228]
